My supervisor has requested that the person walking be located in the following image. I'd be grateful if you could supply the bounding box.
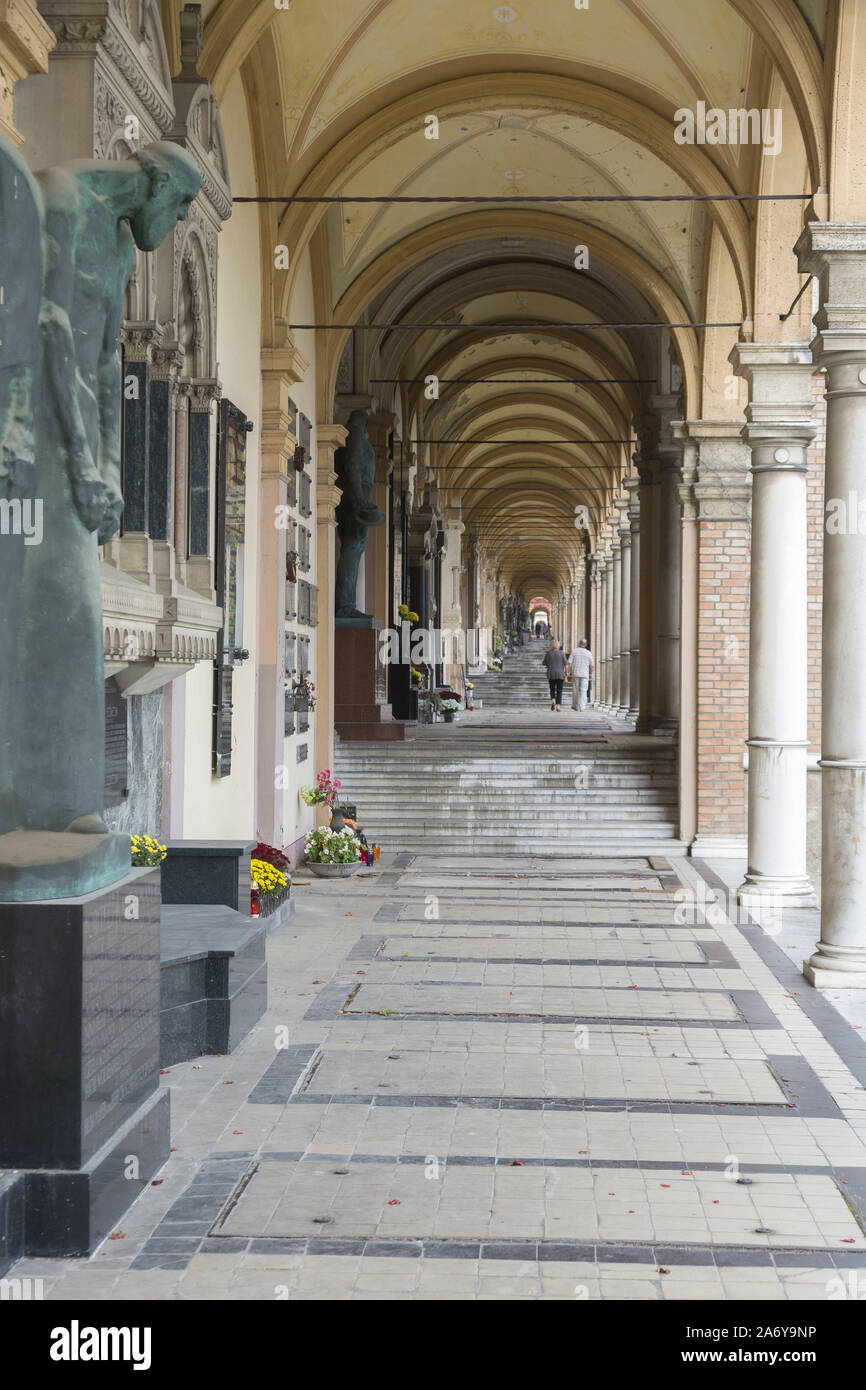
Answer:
[566,638,594,711]
[542,639,568,711]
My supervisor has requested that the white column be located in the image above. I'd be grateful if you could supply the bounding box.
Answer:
[610,537,622,715]
[618,513,631,717]
[798,224,866,985]
[596,556,607,705]
[624,475,641,720]
[602,546,613,708]
[731,343,816,907]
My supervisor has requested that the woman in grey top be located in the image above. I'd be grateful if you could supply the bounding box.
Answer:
[542,641,568,711]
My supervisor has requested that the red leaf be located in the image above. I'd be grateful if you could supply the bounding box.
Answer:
[388,1199,401,1206]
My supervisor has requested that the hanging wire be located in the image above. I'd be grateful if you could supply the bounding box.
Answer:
[235,192,814,205]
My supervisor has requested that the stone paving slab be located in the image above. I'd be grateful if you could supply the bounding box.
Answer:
[340,981,742,1022]
[218,1159,866,1249]
[301,1046,787,1104]
[369,934,710,962]
[351,959,747,991]
[252,1105,866,1168]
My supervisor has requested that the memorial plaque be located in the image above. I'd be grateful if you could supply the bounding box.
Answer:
[104,677,128,808]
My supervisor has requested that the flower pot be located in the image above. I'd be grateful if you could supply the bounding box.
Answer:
[443,711,455,722]
[306,860,362,877]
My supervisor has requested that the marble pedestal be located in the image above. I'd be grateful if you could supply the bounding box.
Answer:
[334,623,405,741]
[0,868,169,1255]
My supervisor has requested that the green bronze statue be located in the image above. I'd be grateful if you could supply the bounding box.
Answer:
[0,135,201,898]
[334,408,385,620]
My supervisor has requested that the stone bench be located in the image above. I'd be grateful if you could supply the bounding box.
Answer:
[159,904,268,1068]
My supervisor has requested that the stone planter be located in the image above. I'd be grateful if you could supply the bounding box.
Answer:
[306,860,362,878]
[443,711,455,723]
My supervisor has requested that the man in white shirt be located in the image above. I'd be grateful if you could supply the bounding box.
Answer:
[567,639,594,710]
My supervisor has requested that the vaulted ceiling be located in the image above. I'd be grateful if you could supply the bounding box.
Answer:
[192,0,824,601]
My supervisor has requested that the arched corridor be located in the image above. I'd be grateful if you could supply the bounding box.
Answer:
[5,0,866,1316]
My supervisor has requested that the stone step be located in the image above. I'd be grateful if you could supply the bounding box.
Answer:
[353,809,678,826]
[368,833,686,854]
[340,784,676,802]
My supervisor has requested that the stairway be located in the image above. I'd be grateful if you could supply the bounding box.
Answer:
[336,643,683,856]
[469,639,556,709]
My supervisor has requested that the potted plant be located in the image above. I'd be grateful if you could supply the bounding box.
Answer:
[130,833,167,867]
[250,853,289,913]
[304,826,363,877]
[440,696,461,723]
[251,841,291,917]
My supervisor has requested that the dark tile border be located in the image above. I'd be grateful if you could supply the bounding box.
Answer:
[693,860,866,1094]
[346,935,387,961]
[333,1010,769,1029]
[256,1151,838,1175]
[289,1092,800,1116]
[248,1044,320,1104]
[215,1235,866,1270]
[363,953,722,970]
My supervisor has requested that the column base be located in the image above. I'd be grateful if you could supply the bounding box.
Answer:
[615,704,630,719]
[649,715,679,734]
[690,833,747,858]
[804,961,866,990]
[803,941,866,990]
[737,873,818,909]
[626,707,640,722]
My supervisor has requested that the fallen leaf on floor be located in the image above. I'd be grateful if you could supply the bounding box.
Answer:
[345,912,353,916]
[657,1267,670,1275]
[510,1161,524,1167]
[159,1069,171,1074]
[660,1184,670,1188]
[357,970,366,976]
[388,1199,401,1206]
[108,1233,126,1241]
[151,1180,164,1187]
[233,1130,243,1135]
[841,1238,856,1243]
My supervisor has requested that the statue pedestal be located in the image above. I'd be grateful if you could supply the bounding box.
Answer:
[334,622,405,741]
[0,867,169,1255]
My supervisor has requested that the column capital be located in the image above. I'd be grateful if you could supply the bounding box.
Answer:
[729,342,816,457]
[673,420,751,521]
[316,422,347,525]
[623,472,641,528]
[261,340,310,386]
[189,378,222,412]
[122,321,161,363]
[796,222,866,358]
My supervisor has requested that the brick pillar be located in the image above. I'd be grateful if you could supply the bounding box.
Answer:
[679,421,752,857]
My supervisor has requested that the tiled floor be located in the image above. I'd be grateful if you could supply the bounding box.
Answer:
[9,848,866,1300]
